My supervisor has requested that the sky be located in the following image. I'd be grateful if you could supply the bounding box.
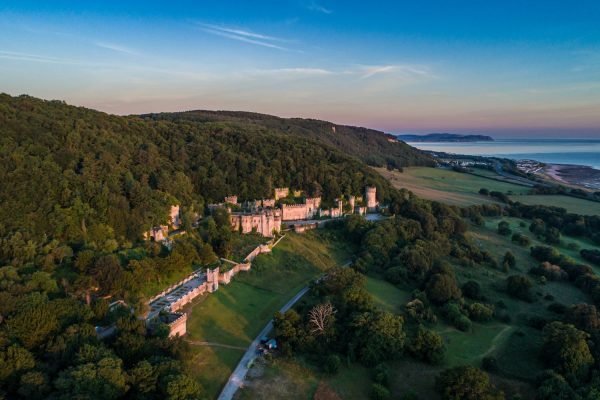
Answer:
[1,1,600,138]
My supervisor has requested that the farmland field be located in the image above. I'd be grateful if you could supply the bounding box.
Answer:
[376,167,530,206]
[509,194,599,216]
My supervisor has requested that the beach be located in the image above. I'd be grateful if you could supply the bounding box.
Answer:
[544,164,600,190]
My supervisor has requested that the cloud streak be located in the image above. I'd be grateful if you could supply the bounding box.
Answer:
[196,23,290,51]
[359,64,433,80]
[308,2,333,14]
[95,41,140,56]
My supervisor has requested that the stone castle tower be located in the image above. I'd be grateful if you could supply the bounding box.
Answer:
[366,186,378,211]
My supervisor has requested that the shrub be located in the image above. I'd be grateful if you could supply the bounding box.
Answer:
[497,221,512,236]
[371,383,391,400]
[324,354,341,374]
[506,275,533,302]
[468,303,494,322]
[409,327,446,364]
[462,281,482,300]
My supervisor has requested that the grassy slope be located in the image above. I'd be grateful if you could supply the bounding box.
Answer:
[184,231,353,399]
[509,194,600,216]
[377,167,530,206]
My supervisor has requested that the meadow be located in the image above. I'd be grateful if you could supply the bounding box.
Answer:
[509,194,600,216]
[184,230,353,398]
[377,167,599,217]
[376,167,530,206]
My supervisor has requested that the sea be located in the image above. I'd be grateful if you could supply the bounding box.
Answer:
[405,139,600,170]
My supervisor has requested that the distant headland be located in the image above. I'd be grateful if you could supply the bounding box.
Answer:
[397,133,494,142]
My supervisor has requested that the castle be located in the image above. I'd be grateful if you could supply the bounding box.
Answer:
[230,208,282,237]
[222,186,377,237]
[144,205,181,242]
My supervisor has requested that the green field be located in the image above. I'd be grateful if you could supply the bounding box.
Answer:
[365,275,412,313]
[184,230,353,399]
[377,167,531,206]
[510,194,600,216]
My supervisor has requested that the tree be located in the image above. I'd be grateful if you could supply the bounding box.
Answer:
[541,322,594,379]
[371,383,391,400]
[426,273,461,305]
[308,303,336,336]
[502,251,516,270]
[54,357,128,400]
[408,326,445,364]
[436,366,504,400]
[352,311,405,365]
[162,374,204,400]
[462,281,482,300]
[0,345,35,384]
[497,221,511,236]
[506,275,533,302]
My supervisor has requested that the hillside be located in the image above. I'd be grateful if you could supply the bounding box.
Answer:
[0,94,400,245]
[140,110,435,169]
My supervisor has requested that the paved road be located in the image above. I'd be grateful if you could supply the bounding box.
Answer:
[217,286,310,400]
[217,260,351,400]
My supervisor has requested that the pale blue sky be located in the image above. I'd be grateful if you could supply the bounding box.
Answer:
[1,1,599,137]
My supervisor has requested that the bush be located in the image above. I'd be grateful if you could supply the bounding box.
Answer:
[511,233,530,246]
[371,383,391,400]
[462,280,482,300]
[324,354,341,374]
[436,366,504,400]
[468,303,494,322]
[384,266,407,284]
[409,327,446,364]
[506,275,533,302]
[497,221,512,236]
[479,188,490,196]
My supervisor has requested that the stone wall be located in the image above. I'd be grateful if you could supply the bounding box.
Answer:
[167,312,188,337]
[274,187,289,200]
[281,203,309,221]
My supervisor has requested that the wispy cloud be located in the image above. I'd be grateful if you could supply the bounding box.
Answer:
[95,41,140,56]
[359,64,433,80]
[254,67,333,76]
[0,50,84,65]
[196,23,290,51]
[308,1,332,14]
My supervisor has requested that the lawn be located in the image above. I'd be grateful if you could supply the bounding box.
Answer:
[365,275,412,313]
[184,230,353,399]
[509,194,600,216]
[376,167,530,206]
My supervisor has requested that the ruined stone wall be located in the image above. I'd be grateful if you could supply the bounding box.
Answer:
[170,205,181,229]
[274,187,289,200]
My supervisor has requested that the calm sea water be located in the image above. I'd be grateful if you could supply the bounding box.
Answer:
[405,139,600,170]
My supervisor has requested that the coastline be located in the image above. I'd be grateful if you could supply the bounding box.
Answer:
[542,163,600,190]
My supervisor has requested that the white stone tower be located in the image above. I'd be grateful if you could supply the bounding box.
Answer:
[366,186,378,212]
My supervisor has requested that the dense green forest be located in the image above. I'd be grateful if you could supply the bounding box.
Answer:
[141,109,435,170]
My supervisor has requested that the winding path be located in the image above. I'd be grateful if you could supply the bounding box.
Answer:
[217,260,351,400]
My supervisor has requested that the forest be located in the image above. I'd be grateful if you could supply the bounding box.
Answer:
[0,93,431,399]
